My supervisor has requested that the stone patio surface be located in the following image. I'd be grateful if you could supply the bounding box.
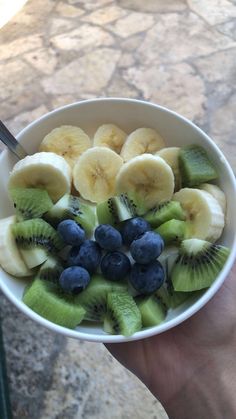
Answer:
[0,0,235,418]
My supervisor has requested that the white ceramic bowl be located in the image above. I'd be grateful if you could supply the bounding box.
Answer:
[0,98,236,343]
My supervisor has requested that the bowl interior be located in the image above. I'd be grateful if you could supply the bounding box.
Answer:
[0,98,236,342]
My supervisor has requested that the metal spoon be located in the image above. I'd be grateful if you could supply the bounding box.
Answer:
[0,120,28,159]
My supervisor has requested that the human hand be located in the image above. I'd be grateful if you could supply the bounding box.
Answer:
[106,264,236,419]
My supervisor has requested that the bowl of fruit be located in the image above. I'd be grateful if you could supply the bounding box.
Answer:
[0,98,235,342]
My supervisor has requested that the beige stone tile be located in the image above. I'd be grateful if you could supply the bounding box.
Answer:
[188,0,236,25]
[118,0,186,13]
[50,95,99,111]
[0,34,43,61]
[49,17,75,36]
[82,4,127,25]
[5,105,48,136]
[24,48,58,75]
[212,137,236,173]
[50,95,78,110]
[118,52,136,68]
[42,48,121,95]
[51,24,114,51]
[67,0,111,10]
[0,0,54,42]
[123,62,205,121]
[0,86,47,120]
[210,96,236,142]
[56,1,84,17]
[216,20,236,41]
[121,33,144,51]
[107,11,155,38]
[0,60,35,100]
[138,12,236,65]
[209,93,236,171]
[41,339,168,419]
[193,48,236,83]
[106,73,140,98]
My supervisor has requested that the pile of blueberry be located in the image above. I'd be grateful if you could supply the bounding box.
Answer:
[57,218,165,295]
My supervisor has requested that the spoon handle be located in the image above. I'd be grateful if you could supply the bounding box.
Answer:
[0,121,28,159]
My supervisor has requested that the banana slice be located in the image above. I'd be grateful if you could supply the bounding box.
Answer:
[73,147,123,203]
[173,188,225,242]
[116,154,175,214]
[200,183,226,214]
[8,152,71,203]
[0,216,32,277]
[39,125,91,168]
[156,147,181,191]
[93,124,127,155]
[120,128,165,162]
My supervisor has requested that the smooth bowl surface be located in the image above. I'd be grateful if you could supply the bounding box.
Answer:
[0,98,236,343]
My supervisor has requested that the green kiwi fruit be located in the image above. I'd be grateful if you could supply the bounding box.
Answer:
[45,194,96,236]
[12,219,64,269]
[9,187,53,221]
[157,247,197,308]
[136,295,166,327]
[144,201,186,228]
[155,219,187,245]
[179,145,218,187]
[96,194,137,226]
[171,238,230,292]
[23,278,85,329]
[75,274,128,322]
[36,257,64,283]
[103,291,142,336]
[156,282,194,309]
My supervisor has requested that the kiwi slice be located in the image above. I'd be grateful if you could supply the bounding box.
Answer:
[171,238,230,292]
[96,194,137,226]
[179,145,218,187]
[75,274,128,322]
[37,257,64,283]
[136,295,166,327]
[23,278,85,329]
[144,201,186,228]
[9,187,53,221]
[156,282,194,309]
[12,219,64,269]
[155,219,187,245]
[45,194,96,236]
[103,291,142,336]
[157,247,199,308]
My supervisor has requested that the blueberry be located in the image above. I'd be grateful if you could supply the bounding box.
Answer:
[130,260,165,294]
[95,224,122,251]
[120,217,151,245]
[57,219,85,246]
[68,240,101,274]
[59,266,90,295]
[101,251,131,281]
[130,231,164,264]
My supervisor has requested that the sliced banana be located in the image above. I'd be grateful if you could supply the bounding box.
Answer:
[0,216,32,277]
[93,124,127,155]
[200,183,226,214]
[73,147,123,203]
[116,154,175,214]
[120,128,165,162]
[173,188,225,242]
[156,147,181,191]
[39,125,91,168]
[8,152,71,203]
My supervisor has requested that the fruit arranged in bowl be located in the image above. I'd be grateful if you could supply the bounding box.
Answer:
[0,121,231,337]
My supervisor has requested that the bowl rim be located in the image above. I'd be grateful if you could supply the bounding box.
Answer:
[1,97,236,343]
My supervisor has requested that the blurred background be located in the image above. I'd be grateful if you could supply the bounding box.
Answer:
[0,0,235,418]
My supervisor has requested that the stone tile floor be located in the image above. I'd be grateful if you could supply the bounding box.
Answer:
[0,0,235,417]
